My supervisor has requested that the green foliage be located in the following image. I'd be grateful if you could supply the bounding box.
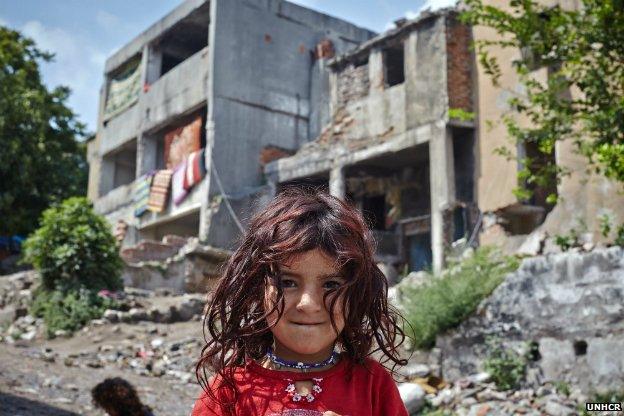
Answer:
[30,286,119,337]
[401,247,519,350]
[553,218,587,251]
[0,26,87,236]
[553,380,571,397]
[461,0,624,201]
[22,197,123,292]
[599,213,613,239]
[448,108,475,122]
[483,337,526,391]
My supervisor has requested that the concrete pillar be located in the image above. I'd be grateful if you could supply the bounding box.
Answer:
[199,120,216,242]
[429,125,456,274]
[145,45,162,85]
[136,45,151,178]
[404,31,419,130]
[329,166,346,200]
[367,48,385,137]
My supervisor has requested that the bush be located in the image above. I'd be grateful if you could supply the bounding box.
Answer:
[22,197,123,292]
[483,338,526,390]
[22,197,123,335]
[30,287,119,337]
[401,247,519,350]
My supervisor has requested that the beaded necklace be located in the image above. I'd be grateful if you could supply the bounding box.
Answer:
[264,347,339,403]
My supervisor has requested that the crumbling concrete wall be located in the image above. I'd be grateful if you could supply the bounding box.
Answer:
[474,0,624,249]
[336,63,369,107]
[204,0,375,247]
[437,247,624,393]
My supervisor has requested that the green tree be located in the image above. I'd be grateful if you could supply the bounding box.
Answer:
[462,0,624,203]
[22,197,123,293]
[0,26,88,237]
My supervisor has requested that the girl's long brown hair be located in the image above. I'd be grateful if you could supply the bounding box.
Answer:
[195,188,407,412]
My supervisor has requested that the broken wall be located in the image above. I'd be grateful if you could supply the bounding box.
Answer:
[446,17,473,113]
[475,0,624,247]
[204,0,374,247]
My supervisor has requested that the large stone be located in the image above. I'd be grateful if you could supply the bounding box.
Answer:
[398,382,425,414]
[437,247,624,392]
[0,306,16,326]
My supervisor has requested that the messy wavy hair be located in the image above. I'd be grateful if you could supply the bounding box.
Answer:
[195,188,407,411]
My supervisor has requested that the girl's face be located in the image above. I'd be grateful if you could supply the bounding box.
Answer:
[264,248,346,363]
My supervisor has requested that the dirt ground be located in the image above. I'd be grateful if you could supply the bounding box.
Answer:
[0,320,207,415]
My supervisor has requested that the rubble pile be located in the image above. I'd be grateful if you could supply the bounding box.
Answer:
[397,368,587,416]
[40,328,203,385]
[0,277,206,344]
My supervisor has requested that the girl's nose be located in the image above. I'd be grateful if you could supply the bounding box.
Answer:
[296,290,322,313]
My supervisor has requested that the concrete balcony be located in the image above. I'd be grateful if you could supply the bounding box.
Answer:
[94,181,134,216]
[142,47,209,132]
[100,105,141,156]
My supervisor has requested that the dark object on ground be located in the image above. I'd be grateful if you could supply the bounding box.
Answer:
[91,377,154,416]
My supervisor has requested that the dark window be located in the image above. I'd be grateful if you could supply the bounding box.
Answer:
[383,45,405,87]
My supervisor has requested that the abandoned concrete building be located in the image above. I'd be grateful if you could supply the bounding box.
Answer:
[86,0,375,271]
[87,0,624,286]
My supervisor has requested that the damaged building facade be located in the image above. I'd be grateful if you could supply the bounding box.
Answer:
[88,0,624,281]
[87,0,375,280]
[264,11,476,273]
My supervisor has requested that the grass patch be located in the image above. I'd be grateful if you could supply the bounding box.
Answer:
[30,286,119,337]
[483,337,526,390]
[401,247,519,350]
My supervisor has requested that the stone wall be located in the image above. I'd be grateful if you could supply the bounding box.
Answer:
[336,63,370,108]
[437,247,624,393]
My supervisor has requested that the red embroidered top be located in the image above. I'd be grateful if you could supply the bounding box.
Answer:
[191,356,408,416]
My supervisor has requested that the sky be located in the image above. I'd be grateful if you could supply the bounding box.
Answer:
[0,0,454,133]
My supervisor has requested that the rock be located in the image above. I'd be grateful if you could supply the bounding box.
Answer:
[468,372,491,384]
[517,230,547,256]
[103,309,120,323]
[42,376,61,388]
[63,384,79,391]
[20,329,36,341]
[476,389,507,401]
[152,359,167,376]
[0,306,16,327]
[401,363,431,379]
[402,271,430,288]
[398,382,426,413]
[543,400,575,416]
[176,296,204,321]
[54,330,70,338]
[129,308,148,322]
[150,338,164,349]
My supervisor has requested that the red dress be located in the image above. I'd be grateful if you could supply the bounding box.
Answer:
[191,356,408,416]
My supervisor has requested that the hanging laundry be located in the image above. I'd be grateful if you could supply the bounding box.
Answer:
[164,116,202,169]
[172,160,189,206]
[133,172,154,217]
[183,148,205,191]
[147,169,173,213]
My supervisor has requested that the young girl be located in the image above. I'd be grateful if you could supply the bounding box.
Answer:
[193,189,409,416]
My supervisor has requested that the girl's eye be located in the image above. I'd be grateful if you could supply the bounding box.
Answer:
[323,280,343,290]
[279,279,297,288]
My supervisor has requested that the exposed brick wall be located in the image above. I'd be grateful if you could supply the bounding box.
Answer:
[336,63,369,108]
[259,145,294,167]
[446,17,473,112]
